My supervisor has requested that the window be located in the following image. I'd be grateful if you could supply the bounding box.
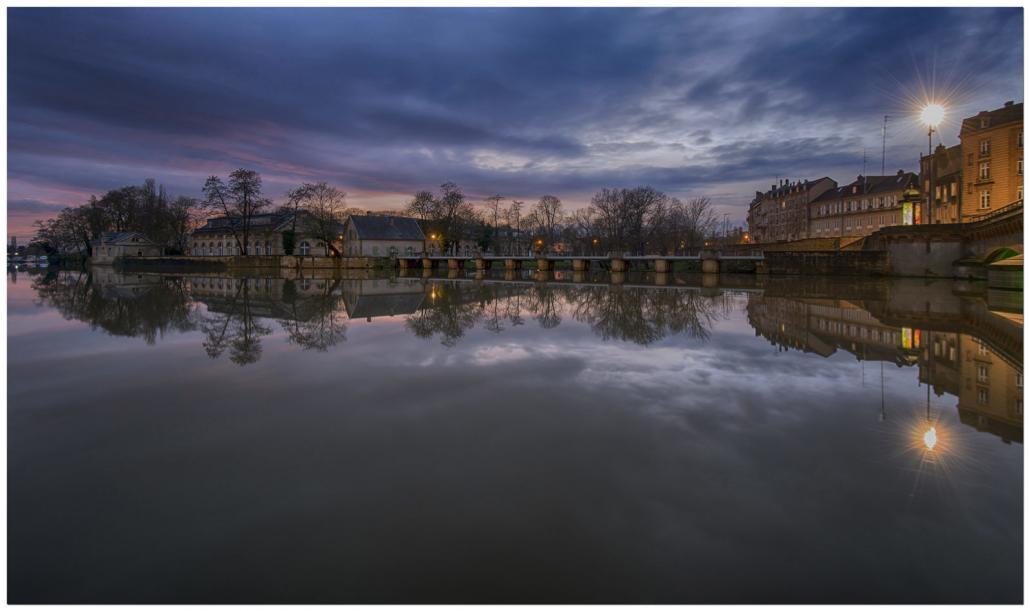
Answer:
[950,183,957,197]
[979,161,990,180]
[372,245,380,256]
[1017,373,1023,388]
[1019,159,1023,175]
[1020,131,1024,147]
[299,241,311,256]
[980,139,991,155]
[266,244,272,255]
[980,191,991,209]
[977,388,989,405]
[977,365,989,383]
[1018,187,1024,201]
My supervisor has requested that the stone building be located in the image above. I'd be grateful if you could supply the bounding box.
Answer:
[746,177,836,243]
[188,211,342,257]
[958,101,1023,220]
[90,231,164,264]
[342,214,425,257]
[919,144,964,224]
[808,171,920,239]
[956,334,1023,442]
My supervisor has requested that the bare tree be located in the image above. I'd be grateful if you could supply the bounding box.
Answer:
[201,169,270,256]
[292,182,348,255]
[681,196,718,251]
[406,190,437,222]
[484,194,504,251]
[533,195,563,251]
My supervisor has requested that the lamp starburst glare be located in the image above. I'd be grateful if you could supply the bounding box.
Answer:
[920,103,946,128]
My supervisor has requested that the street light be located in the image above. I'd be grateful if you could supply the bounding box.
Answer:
[921,103,946,225]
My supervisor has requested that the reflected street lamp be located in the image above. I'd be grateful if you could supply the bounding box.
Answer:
[920,103,946,225]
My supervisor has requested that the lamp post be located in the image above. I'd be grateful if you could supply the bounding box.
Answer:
[920,103,945,225]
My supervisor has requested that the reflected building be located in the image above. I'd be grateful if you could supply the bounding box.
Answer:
[748,292,1023,443]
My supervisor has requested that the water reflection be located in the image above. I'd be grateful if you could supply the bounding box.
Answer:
[23,266,1023,444]
[9,265,1023,603]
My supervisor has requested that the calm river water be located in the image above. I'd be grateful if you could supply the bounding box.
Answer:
[7,266,1023,603]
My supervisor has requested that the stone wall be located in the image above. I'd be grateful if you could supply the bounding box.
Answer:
[758,251,890,276]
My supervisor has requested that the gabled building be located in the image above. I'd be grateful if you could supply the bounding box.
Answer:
[920,143,964,224]
[342,214,425,257]
[746,177,836,243]
[188,211,343,257]
[959,100,1023,220]
[91,232,164,264]
[808,171,920,238]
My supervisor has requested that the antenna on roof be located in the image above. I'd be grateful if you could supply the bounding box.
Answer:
[881,115,889,176]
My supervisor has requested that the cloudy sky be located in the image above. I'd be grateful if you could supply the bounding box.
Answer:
[7,7,1023,240]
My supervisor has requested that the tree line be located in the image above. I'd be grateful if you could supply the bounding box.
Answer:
[407,182,720,255]
[33,167,723,258]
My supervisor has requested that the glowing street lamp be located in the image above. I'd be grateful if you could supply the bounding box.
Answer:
[921,102,946,225]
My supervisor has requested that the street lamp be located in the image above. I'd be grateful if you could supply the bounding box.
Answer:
[921,103,946,225]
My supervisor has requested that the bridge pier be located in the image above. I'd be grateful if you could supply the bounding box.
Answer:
[702,259,720,274]
[572,259,588,271]
[537,258,552,271]
[398,258,412,269]
[610,258,627,272]
[475,258,491,270]
[654,259,671,273]
[505,258,521,270]
[422,257,436,269]
[448,258,462,270]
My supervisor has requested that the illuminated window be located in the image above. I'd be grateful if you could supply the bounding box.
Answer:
[979,161,990,180]
[977,365,989,383]
[299,241,311,256]
[980,191,991,209]
[980,139,991,155]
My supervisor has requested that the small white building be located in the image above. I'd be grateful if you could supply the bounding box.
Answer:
[343,214,425,257]
[91,232,163,264]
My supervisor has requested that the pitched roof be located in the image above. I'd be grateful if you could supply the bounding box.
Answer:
[192,212,291,234]
[95,231,158,246]
[345,293,426,319]
[961,101,1023,136]
[347,214,425,241]
[812,173,917,202]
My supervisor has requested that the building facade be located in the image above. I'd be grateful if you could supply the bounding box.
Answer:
[91,231,164,264]
[188,211,342,257]
[342,214,426,257]
[808,171,921,239]
[746,177,836,243]
[958,101,1023,220]
[919,143,964,224]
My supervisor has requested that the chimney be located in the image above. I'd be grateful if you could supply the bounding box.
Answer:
[897,169,904,177]
[1005,100,1014,107]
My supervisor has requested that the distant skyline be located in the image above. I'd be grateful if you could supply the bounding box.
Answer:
[7,7,1024,240]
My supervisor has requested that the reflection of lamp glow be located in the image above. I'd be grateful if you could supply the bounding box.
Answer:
[923,426,938,451]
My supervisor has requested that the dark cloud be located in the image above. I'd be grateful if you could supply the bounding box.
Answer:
[6,7,1024,236]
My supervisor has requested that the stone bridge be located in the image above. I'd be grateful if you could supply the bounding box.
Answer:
[866,201,1023,277]
[394,251,764,274]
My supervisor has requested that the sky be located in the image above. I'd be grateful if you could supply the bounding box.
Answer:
[6,7,1024,241]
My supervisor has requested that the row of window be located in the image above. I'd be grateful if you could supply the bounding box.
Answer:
[194,241,315,256]
[816,195,899,216]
